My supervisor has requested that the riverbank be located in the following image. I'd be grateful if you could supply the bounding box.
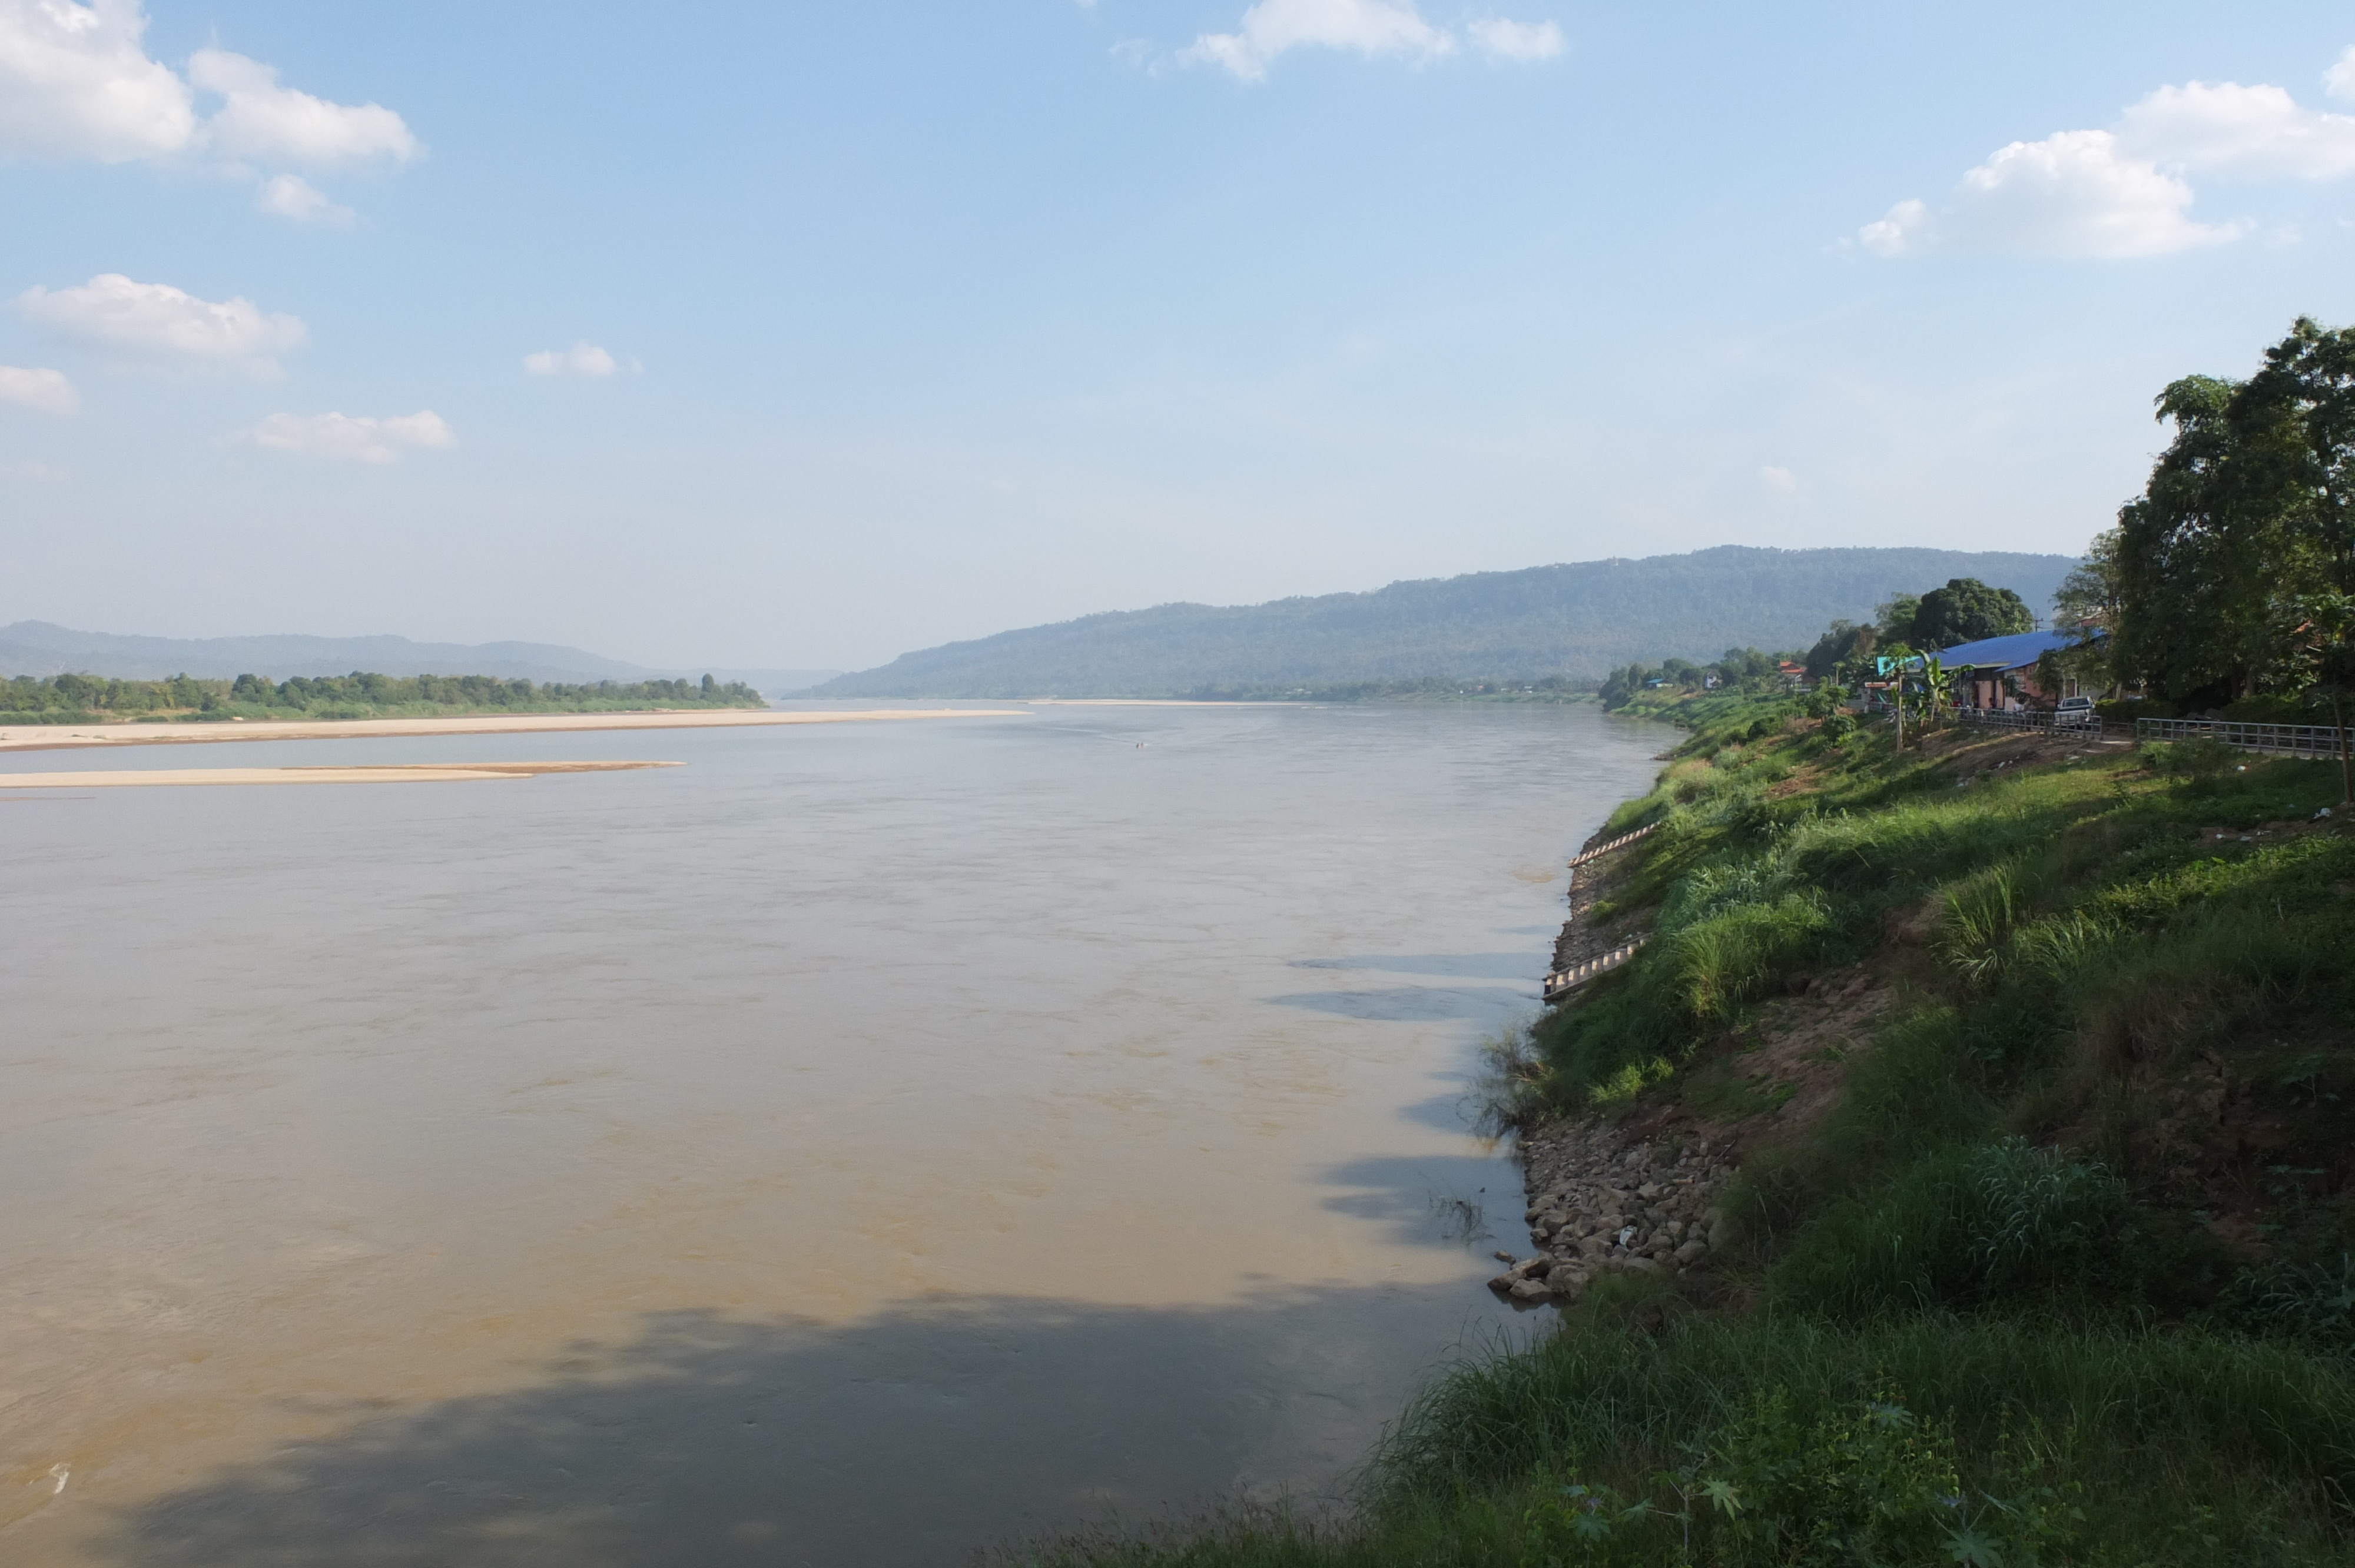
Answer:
[0,707,1028,754]
[0,760,681,789]
[1036,690,2355,1565]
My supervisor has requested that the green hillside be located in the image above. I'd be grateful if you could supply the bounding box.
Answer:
[812,547,2079,699]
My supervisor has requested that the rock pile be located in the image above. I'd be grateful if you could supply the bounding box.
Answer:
[1487,1120,1733,1305]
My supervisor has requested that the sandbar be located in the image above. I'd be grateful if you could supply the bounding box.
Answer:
[0,707,1029,755]
[1024,698,1283,707]
[0,760,682,789]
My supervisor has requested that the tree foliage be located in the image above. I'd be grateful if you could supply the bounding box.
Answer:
[2110,318,2355,710]
[1909,577,2034,648]
[1600,647,1796,707]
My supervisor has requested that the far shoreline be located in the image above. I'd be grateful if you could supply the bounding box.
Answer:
[0,707,1031,755]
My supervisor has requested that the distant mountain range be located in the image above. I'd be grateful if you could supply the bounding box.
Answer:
[0,622,837,696]
[812,546,2082,698]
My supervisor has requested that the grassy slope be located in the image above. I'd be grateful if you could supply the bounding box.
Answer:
[1029,697,2355,1567]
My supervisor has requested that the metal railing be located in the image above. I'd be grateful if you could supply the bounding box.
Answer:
[2135,717,2354,759]
[1542,937,1647,1004]
[1951,707,2100,734]
[1567,822,1657,869]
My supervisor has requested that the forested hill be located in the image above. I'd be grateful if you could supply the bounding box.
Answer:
[813,547,2079,698]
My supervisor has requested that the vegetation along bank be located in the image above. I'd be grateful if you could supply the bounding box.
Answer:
[0,670,768,725]
[1027,318,2355,1566]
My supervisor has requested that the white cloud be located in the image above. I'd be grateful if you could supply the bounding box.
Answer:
[15,273,309,369]
[1759,465,1800,495]
[0,364,78,414]
[238,409,453,464]
[1861,128,2245,258]
[0,4,416,221]
[523,341,618,378]
[1862,54,2355,260]
[0,0,193,161]
[1184,0,1457,81]
[188,48,419,170]
[254,172,354,227]
[2327,46,2355,104]
[2113,80,2355,181]
[1468,18,1563,62]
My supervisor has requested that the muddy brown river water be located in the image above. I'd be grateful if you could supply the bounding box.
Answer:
[0,700,1666,1566]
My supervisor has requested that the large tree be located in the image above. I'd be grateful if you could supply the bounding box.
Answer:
[2052,529,2121,630]
[2241,317,2355,793]
[2112,370,2315,707]
[1909,577,2034,648]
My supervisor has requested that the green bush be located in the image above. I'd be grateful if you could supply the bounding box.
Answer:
[1768,1141,2147,1318]
[1698,1387,2076,1567]
[1665,894,1837,1025]
[2144,736,2242,779]
[2210,1255,2355,1351]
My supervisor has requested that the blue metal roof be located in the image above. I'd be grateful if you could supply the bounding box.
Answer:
[1933,627,2098,670]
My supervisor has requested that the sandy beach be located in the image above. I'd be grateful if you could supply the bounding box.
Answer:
[0,707,1028,755]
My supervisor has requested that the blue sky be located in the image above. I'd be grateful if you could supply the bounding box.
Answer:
[4,2,2354,670]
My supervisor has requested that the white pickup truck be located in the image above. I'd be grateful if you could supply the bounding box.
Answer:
[2054,695,2100,730]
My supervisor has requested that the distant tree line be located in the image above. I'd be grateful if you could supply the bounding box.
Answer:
[1,670,765,723]
[1598,647,1789,707]
[1598,579,2038,714]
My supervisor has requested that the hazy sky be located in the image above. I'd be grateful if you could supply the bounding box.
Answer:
[4,2,2353,670]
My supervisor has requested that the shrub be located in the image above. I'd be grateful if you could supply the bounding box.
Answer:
[1768,1140,2140,1318]
[2143,736,2241,779]
[2209,1254,2355,1352]
[1664,894,1837,1025]
[1699,1387,2077,1568]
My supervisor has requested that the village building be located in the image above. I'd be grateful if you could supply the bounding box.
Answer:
[1937,627,2101,710]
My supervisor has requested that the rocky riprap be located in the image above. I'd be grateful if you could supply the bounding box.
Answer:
[1487,1119,1732,1305]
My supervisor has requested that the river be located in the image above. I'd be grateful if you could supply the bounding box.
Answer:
[0,700,1666,1566]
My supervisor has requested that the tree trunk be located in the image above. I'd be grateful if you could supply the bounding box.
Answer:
[2337,689,2351,808]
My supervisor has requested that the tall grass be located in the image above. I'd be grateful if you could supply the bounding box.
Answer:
[1028,1315,2355,1566]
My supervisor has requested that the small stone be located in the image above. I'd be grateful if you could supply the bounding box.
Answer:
[1486,1274,1515,1294]
[1492,1251,1515,1264]
[1673,1240,1709,1265]
[1508,1277,1554,1302]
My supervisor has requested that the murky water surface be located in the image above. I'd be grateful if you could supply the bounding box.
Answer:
[0,702,1664,1566]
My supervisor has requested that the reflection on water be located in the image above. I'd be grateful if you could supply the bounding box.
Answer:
[0,702,1664,1566]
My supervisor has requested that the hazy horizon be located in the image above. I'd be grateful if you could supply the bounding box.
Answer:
[5,2,2352,670]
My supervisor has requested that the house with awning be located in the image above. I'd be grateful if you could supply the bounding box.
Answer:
[1938,627,2102,710]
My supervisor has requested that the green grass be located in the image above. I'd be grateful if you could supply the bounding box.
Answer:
[1026,1312,2355,1565]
